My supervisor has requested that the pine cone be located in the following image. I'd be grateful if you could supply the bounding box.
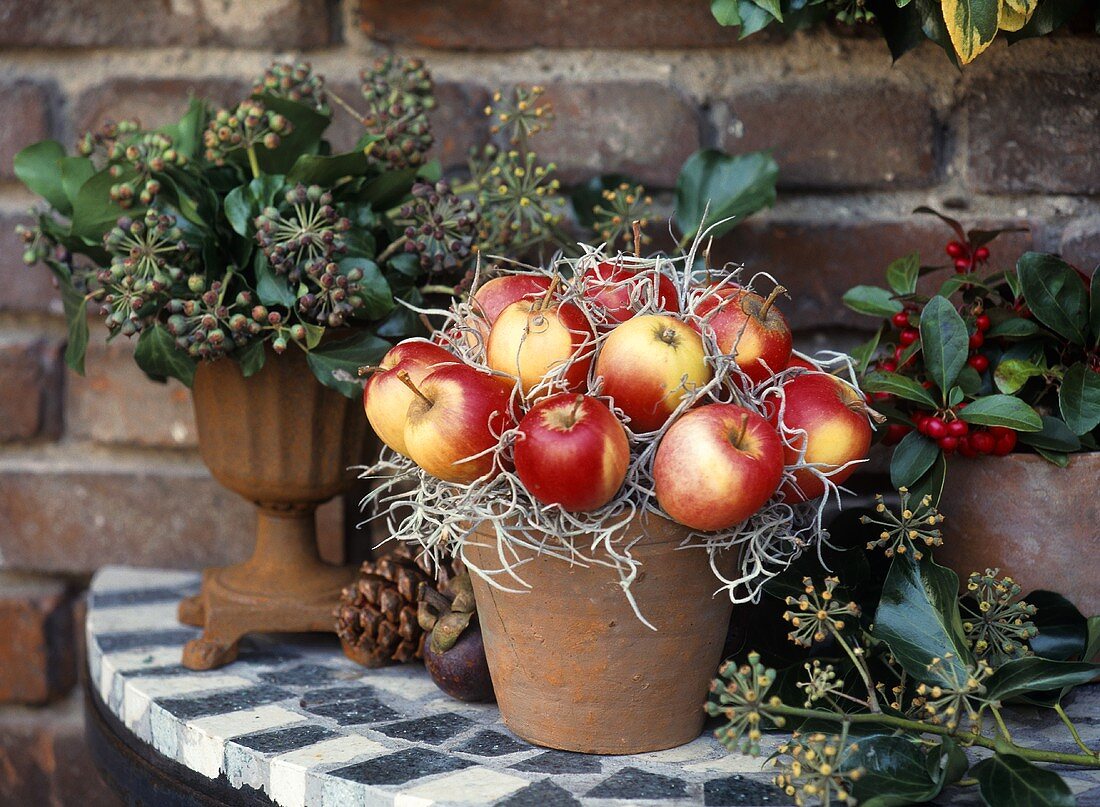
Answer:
[335,546,454,667]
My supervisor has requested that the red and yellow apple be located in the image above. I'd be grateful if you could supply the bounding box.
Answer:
[513,393,630,512]
[403,363,515,484]
[653,404,784,531]
[771,372,872,502]
[486,299,595,395]
[466,274,553,346]
[582,259,679,328]
[705,287,792,384]
[363,339,457,457]
[691,281,742,318]
[594,314,712,433]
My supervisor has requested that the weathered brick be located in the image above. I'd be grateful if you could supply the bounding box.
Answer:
[0,337,62,443]
[67,329,197,449]
[712,216,1033,330]
[0,450,350,574]
[325,80,491,170]
[0,573,75,704]
[1060,214,1100,272]
[719,82,936,190]
[0,693,120,806]
[358,0,741,49]
[535,82,701,188]
[0,210,62,315]
[74,78,251,137]
[966,70,1100,194]
[0,0,334,49]
[0,81,52,181]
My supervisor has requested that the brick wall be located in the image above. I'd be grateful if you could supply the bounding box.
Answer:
[0,1,1098,801]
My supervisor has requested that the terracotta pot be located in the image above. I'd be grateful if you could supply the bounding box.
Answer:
[937,452,1100,615]
[465,515,737,754]
[177,344,368,670]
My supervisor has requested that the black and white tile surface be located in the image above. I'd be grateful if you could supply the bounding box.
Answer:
[87,567,1100,807]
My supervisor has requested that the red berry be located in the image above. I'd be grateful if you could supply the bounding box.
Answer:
[975,246,990,262]
[968,355,989,372]
[976,314,991,332]
[971,431,995,454]
[946,241,967,259]
[891,312,910,329]
[969,331,985,349]
[988,426,1012,439]
[992,430,1017,456]
[939,436,958,454]
[881,360,898,373]
[947,420,969,438]
[899,329,919,346]
[921,380,934,389]
[926,418,947,439]
[872,391,892,401]
[959,436,978,458]
[954,258,971,273]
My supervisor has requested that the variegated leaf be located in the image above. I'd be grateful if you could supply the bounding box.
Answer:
[999,0,1036,30]
[941,0,1001,63]
[1002,0,1037,15]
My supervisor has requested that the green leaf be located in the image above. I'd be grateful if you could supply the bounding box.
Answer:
[71,167,141,240]
[710,0,742,25]
[1005,0,1083,41]
[133,324,196,387]
[1034,447,1070,467]
[287,150,372,186]
[358,167,419,210]
[306,330,391,398]
[736,0,778,36]
[913,206,967,242]
[158,96,208,159]
[1017,415,1081,452]
[255,255,296,308]
[850,328,882,375]
[1058,362,1100,436]
[985,657,1100,702]
[14,140,70,213]
[959,394,1042,431]
[1028,590,1087,661]
[910,451,947,506]
[1091,265,1100,344]
[864,371,939,408]
[886,252,920,295]
[58,156,96,208]
[874,0,928,61]
[843,286,903,318]
[64,293,89,375]
[993,358,1045,395]
[849,736,966,807]
[873,557,973,686]
[1017,252,1089,345]
[974,753,1075,807]
[1085,616,1100,662]
[920,296,969,398]
[252,94,331,174]
[890,431,941,489]
[957,366,982,394]
[674,149,778,243]
[754,0,784,21]
[225,175,286,237]
[236,340,266,378]
[340,257,393,320]
[987,317,1041,338]
[941,0,1000,63]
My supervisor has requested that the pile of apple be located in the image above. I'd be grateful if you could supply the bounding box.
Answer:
[364,257,873,534]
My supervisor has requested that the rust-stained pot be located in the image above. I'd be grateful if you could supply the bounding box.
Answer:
[177,343,368,670]
[936,452,1100,616]
[465,515,738,754]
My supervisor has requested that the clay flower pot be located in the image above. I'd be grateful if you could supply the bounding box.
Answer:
[464,515,737,754]
[177,344,368,670]
[936,452,1100,615]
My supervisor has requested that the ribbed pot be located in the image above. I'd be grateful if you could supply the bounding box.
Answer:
[937,452,1100,615]
[465,515,737,754]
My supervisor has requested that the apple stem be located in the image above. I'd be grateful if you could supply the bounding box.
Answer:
[397,370,433,406]
[632,220,642,259]
[732,412,750,449]
[570,394,585,421]
[758,285,787,320]
[358,365,383,377]
[539,274,560,310]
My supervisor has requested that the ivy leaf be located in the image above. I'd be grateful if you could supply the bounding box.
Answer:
[674,149,778,243]
[985,657,1100,702]
[224,175,286,237]
[133,324,197,387]
[1005,0,1083,42]
[1058,362,1100,435]
[14,140,70,214]
[339,257,394,319]
[236,340,267,379]
[848,736,961,807]
[843,286,903,318]
[710,0,742,25]
[890,431,941,489]
[252,94,330,174]
[754,0,784,21]
[305,330,392,398]
[919,296,968,399]
[958,394,1042,431]
[71,166,143,240]
[993,358,1045,395]
[999,1,1036,31]
[863,371,939,408]
[873,557,973,686]
[872,0,928,61]
[63,291,89,375]
[974,753,1075,807]
[287,150,372,186]
[940,0,1000,63]
[1017,252,1089,345]
[886,252,920,295]
[1028,590,1087,661]
[986,317,1041,338]
[255,254,296,308]
[58,156,96,208]
[736,0,778,36]
[1017,415,1081,452]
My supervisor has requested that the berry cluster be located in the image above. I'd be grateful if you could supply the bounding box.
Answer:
[165,283,258,360]
[254,184,351,281]
[472,146,564,254]
[393,180,479,273]
[945,239,990,274]
[251,61,326,110]
[485,85,552,148]
[912,410,1016,457]
[592,182,654,251]
[360,56,435,169]
[202,101,293,165]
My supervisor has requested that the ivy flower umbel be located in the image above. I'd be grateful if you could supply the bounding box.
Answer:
[76,119,140,165]
[961,568,1038,666]
[486,85,552,148]
[909,654,992,733]
[394,180,479,273]
[472,146,564,255]
[783,577,861,648]
[360,56,435,169]
[797,660,844,709]
[252,61,326,110]
[254,184,351,282]
[203,100,292,166]
[165,281,259,360]
[592,183,654,250]
[771,730,863,807]
[706,651,786,756]
[860,487,944,560]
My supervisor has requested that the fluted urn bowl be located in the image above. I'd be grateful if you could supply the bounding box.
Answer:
[177,343,368,670]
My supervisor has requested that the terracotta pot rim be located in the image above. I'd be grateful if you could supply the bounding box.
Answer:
[469,511,713,551]
[952,450,1100,470]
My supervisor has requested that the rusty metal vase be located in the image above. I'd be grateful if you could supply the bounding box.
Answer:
[177,345,367,670]
[937,452,1100,616]
[465,515,737,754]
